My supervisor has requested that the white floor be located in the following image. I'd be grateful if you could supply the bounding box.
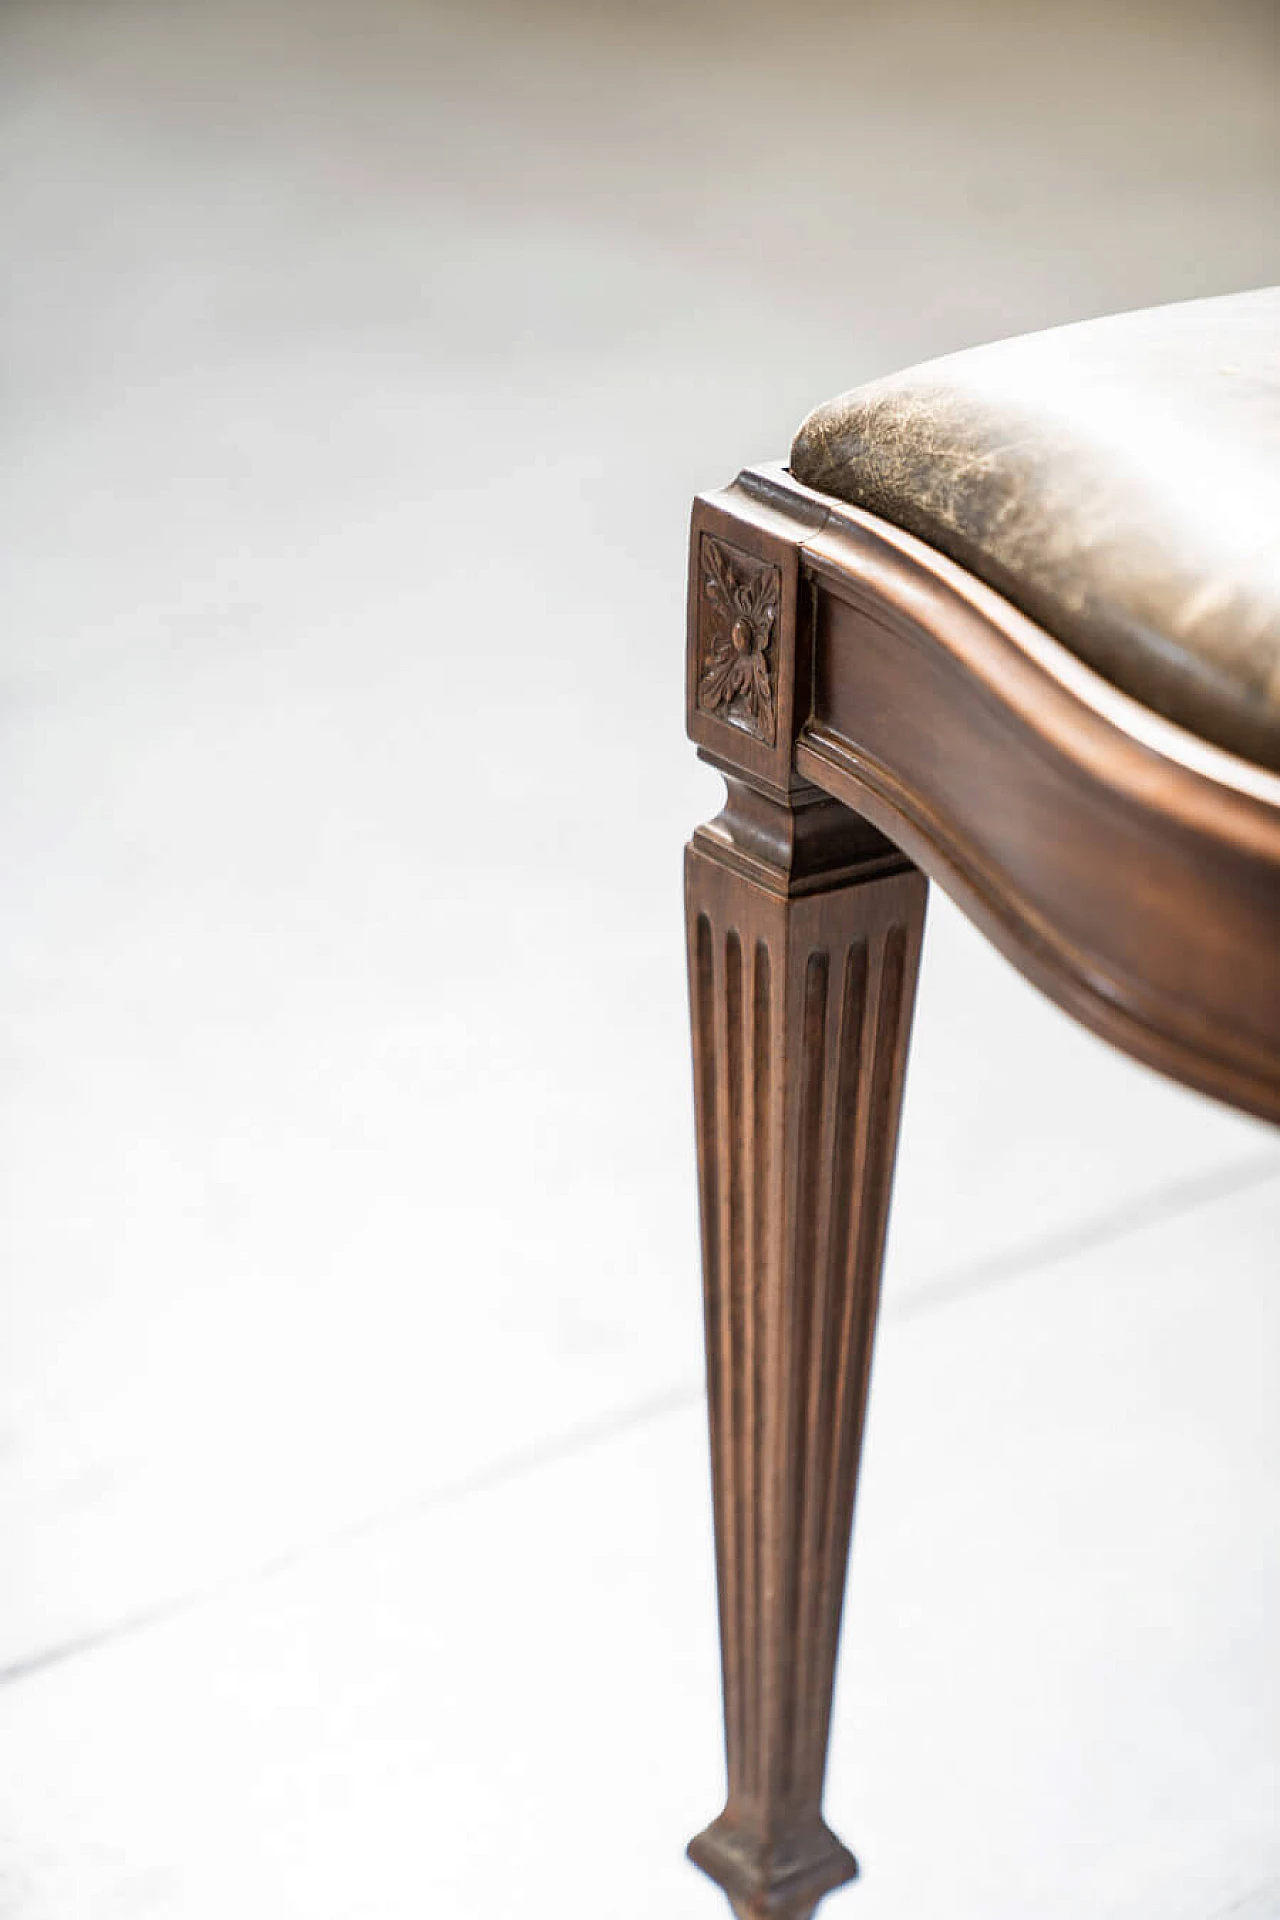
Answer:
[2,3,1278,1916]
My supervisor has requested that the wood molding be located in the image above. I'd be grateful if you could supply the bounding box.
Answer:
[697,465,1280,1123]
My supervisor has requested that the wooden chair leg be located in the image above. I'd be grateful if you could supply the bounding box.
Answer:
[686,774,927,1920]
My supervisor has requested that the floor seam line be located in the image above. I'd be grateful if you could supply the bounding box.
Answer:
[6,1152,1275,1691]
[0,1379,705,1694]
[885,1149,1280,1326]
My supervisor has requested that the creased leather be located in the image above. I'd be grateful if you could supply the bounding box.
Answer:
[792,288,1280,770]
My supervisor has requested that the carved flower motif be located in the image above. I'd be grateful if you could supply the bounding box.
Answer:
[697,538,778,744]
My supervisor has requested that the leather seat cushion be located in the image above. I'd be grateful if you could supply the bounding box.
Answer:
[791,288,1280,770]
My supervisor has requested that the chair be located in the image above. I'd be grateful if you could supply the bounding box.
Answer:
[681,287,1280,1919]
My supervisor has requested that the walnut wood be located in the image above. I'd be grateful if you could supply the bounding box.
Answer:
[686,793,926,1920]
[683,456,1279,1915]
[697,465,1280,1124]
[686,481,929,1917]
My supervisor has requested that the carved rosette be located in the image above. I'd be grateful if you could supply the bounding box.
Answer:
[697,537,781,746]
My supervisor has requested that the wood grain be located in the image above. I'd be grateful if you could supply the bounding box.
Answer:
[685,783,925,1920]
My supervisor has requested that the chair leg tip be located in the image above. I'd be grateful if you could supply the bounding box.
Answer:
[688,1810,858,1919]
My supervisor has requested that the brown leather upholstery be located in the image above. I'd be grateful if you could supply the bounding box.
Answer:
[791,289,1280,770]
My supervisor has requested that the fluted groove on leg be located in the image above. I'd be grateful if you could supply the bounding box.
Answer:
[686,802,926,1920]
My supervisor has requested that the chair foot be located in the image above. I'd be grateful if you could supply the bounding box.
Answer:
[689,1809,858,1920]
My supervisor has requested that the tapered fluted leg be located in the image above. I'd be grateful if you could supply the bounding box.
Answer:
[686,777,926,1920]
